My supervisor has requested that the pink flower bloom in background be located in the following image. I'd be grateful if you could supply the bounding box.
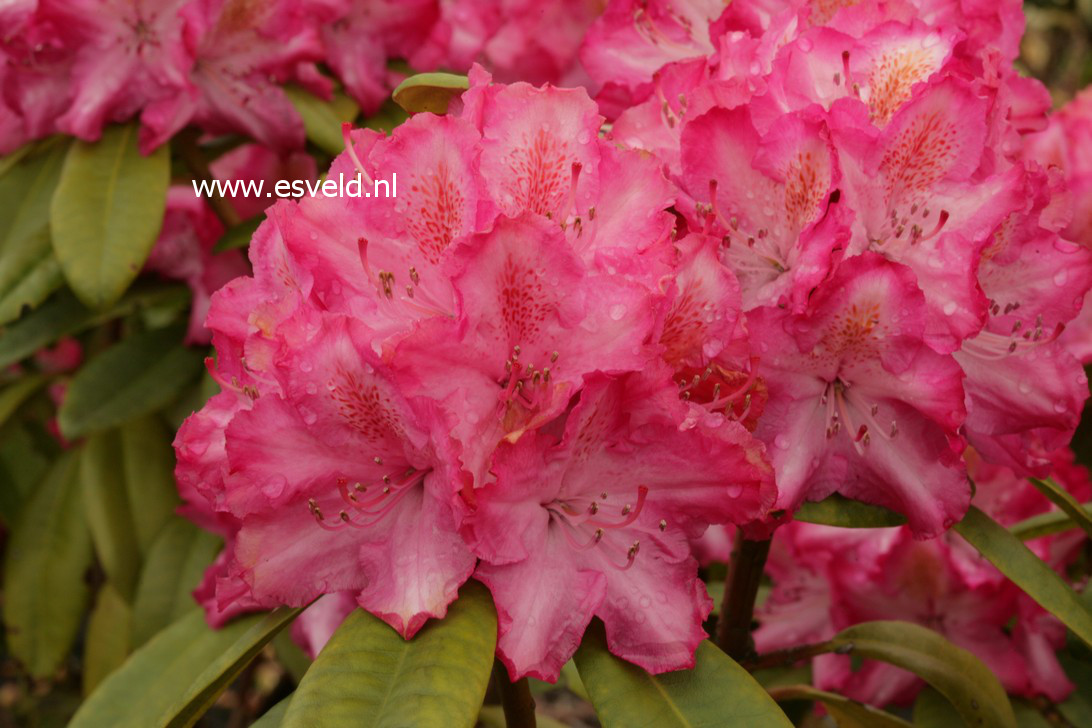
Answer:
[33,336,82,374]
[145,143,313,343]
[755,447,1090,705]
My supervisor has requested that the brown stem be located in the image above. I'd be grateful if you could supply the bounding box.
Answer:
[176,128,241,229]
[740,641,835,673]
[716,531,772,661]
[492,660,536,728]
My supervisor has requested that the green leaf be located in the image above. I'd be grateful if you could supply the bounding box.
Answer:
[0,419,53,525]
[1009,504,1092,540]
[1057,652,1092,726]
[0,138,68,324]
[71,608,299,728]
[828,621,1015,728]
[392,73,470,115]
[574,624,793,728]
[119,415,182,553]
[273,630,312,684]
[284,85,360,156]
[0,256,63,325]
[130,519,221,648]
[794,493,906,528]
[478,705,569,728]
[0,373,47,429]
[50,123,169,308]
[252,696,292,728]
[58,325,204,439]
[80,431,142,600]
[1011,700,1053,728]
[768,684,912,728]
[282,580,497,728]
[912,687,965,727]
[83,583,133,696]
[213,215,263,253]
[2,452,93,678]
[0,284,189,370]
[361,99,409,135]
[1029,478,1092,539]
[954,506,1092,651]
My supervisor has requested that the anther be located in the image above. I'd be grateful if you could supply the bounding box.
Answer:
[659,519,667,531]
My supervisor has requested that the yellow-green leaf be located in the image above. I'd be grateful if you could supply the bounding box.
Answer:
[83,583,133,696]
[1029,478,1092,539]
[392,73,469,115]
[0,373,47,429]
[58,325,204,439]
[0,138,68,324]
[828,621,1015,728]
[794,493,906,528]
[0,284,189,369]
[574,624,793,728]
[252,696,292,728]
[768,684,912,728]
[72,608,299,728]
[284,85,359,156]
[81,431,142,600]
[282,581,497,728]
[1009,504,1092,540]
[130,519,221,648]
[954,506,1092,651]
[50,123,169,308]
[2,452,93,678]
[119,415,182,553]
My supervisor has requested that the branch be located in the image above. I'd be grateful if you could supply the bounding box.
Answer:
[716,532,772,661]
[740,641,836,673]
[176,128,241,229]
[492,660,537,728]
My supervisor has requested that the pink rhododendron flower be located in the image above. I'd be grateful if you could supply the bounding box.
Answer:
[578,0,1091,531]
[175,72,777,673]
[464,370,774,680]
[33,337,82,374]
[755,448,1090,704]
[748,253,969,537]
[414,0,601,87]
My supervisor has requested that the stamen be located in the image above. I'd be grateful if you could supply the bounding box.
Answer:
[341,123,375,187]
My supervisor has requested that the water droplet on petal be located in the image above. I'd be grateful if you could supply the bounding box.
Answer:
[609,304,627,320]
[1054,270,1069,286]
[942,301,958,316]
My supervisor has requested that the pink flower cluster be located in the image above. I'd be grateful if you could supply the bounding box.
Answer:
[175,68,777,681]
[0,0,599,155]
[172,0,1092,687]
[582,0,1092,538]
[756,448,1092,704]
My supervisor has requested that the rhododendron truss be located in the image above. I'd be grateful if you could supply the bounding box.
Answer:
[174,71,777,685]
[5,1,1092,726]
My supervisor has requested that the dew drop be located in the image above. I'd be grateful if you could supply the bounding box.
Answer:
[609,304,627,320]
[1054,270,1069,286]
[639,595,652,608]
[942,301,958,316]
[774,435,790,450]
